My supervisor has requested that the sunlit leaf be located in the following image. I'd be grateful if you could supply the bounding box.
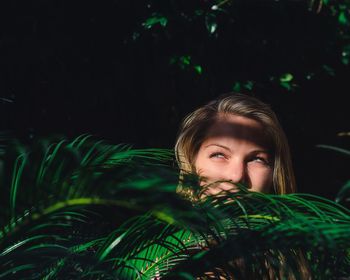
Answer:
[335,180,350,203]
[244,81,254,90]
[306,73,315,80]
[338,11,348,25]
[316,144,350,156]
[280,73,294,82]
[193,65,202,75]
[337,132,350,137]
[341,45,350,65]
[143,15,168,29]
[181,56,191,66]
[170,56,203,74]
[205,13,217,34]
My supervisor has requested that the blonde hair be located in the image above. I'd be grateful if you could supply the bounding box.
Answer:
[175,93,296,194]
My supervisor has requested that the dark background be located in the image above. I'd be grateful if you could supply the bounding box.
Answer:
[0,0,349,199]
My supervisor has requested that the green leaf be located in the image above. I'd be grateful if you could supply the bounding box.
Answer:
[143,15,168,29]
[280,82,292,91]
[176,272,196,280]
[335,180,350,203]
[192,250,207,260]
[99,232,127,261]
[323,65,335,76]
[338,11,348,25]
[10,154,27,219]
[132,32,140,41]
[342,57,349,65]
[2,135,350,278]
[280,73,293,82]
[306,73,315,80]
[316,144,350,156]
[232,82,241,92]
[181,56,191,66]
[341,45,350,65]
[195,10,204,16]
[193,65,202,75]
[0,264,36,278]
[170,56,203,75]
[243,81,254,91]
[205,13,217,34]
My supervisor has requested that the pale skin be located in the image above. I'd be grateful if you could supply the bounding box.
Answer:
[194,114,273,195]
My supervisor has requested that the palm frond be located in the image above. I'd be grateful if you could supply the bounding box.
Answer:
[1,135,350,279]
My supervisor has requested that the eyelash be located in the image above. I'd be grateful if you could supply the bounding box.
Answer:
[250,156,271,166]
[209,152,227,159]
[209,153,271,166]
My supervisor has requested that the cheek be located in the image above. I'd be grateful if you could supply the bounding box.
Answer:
[195,157,221,183]
[195,159,214,177]
[249,167,273,192]
[197,165,221,178]
[194,152,207,174]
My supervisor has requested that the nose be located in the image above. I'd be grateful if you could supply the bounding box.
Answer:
[225,160,247,185]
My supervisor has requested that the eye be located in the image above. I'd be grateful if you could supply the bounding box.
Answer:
[209,152,227,159]
[250,156,271,166]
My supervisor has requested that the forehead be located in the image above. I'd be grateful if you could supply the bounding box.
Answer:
[203,114,271,148]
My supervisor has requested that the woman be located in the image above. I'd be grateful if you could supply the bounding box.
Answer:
[175,93,296,197]
[174,93,310,279]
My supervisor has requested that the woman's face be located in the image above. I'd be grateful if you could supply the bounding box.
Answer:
[194,114,273,195]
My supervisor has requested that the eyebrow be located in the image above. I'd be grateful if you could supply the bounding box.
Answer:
[204,144,231,152]
[204,143,271,155]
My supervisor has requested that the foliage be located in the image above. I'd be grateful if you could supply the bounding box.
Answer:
[127,0,350,93]
[0,136,350,279]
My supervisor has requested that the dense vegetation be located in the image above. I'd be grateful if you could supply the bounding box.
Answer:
[0,136,349,279]
[0,0,349,197]
[0,1,349,278]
